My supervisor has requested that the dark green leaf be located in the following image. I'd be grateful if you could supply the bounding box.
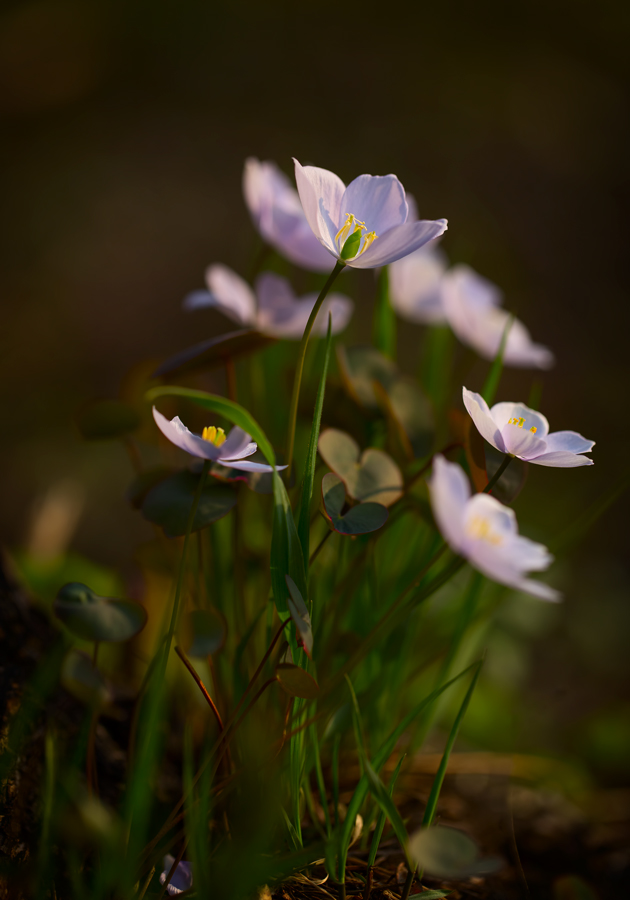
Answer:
[126,467,173,509]
[141,470,236,537]
[271,472,307,616]
[285,575,313,658]
[54,582,147,643]
[321,473,388,536]
[276,663,319,699]
[153,329,276,379]
[146,386,275,465]
[180,608,226,657]
[76,400,140,441]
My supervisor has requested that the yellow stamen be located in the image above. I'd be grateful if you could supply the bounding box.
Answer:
[530,426,537,434]
[357,230,378,256]
[201,426,227,447]
[467,516,503,545]
[508,416,526,428]
[334,213,357,246]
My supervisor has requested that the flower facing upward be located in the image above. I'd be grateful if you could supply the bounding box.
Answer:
[184,266,352,339]
[243,158,335,272]
[152,408,284,473]
[441,265,554,368]
[293,159,447,269]
[462,388,595,467]
[428,455,560,601]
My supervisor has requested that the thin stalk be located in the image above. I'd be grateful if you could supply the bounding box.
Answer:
[226,618,289,727]
[285,261,344,475]
[309,528,333,565]
[174,646,224,732]
[483,454,512,494]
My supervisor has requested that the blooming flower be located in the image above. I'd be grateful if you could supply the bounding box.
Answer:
[152,408,284,473]
[428,455,560,601]
[184,266,352,339]
[243,158,335,272]
[293,159,447,269]
[389,243,448,324]
[159,856,193,895]
[462,388,595,467]
[441,265,554,368]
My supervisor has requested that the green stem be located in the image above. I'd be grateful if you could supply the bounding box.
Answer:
[483,454,512,494]
[285,262,344,476]
[165,461,210,656]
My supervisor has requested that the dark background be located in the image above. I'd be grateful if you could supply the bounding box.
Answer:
[0,0,628,778]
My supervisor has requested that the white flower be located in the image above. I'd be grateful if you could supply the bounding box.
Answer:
[152,408,284,473]
[293,159,447,269]
[462,388,594,467]
[428,455,560,601]
[243,158,335,271]
[159,856,193,895]
[441,265,554,368]
[389,243,448,324]
[184,266,352,339]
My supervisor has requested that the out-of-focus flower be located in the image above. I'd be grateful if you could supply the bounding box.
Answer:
[159,856,193,895]
[428,455,560,601]
[244,158,334,271]
[184,266,352,339]
[441,265,554,368]
[389,243,448,324]
[293,159,447,269]
[152,408,284,473]
[463,388,594,467]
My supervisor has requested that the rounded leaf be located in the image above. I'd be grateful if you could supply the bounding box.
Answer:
[408,826,503,879]
[126,467,174,509]
[142,470,237,537]
[276,663,320,699]
[337,345,398,409]
[180,608,226,658]
[61,649,111,708]
[54,582,147,643]
[321,473,388,535]
[153,329,276,379]
[319,429,403,507]
[321,472,347,518]
[77,400,140,440]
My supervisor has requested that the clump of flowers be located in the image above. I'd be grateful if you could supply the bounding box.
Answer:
[6,154,600,900]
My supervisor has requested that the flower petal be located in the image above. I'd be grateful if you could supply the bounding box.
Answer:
[152,408,221,461]
[349,219,448,269]
[224,460,287,473]
[218,426,256,460]
[389,244,448,324]
[543,430,595,454]
[490,402,550,439]
[254,273,353,339]
[182,290,215,312]
[500,424,548,459]
[462,388,505,452]
[339,173,408,236]
[528,451,594,467]
[293,159,346,254]
[428,455,471,553]
[204,265,256,326]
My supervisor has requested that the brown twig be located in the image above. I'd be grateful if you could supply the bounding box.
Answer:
[174,646,224,732]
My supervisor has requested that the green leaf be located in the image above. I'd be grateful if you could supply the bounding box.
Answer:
[76,399,140,440]
[276,663,320,699]
[285,575,313,658]
[373,266,396,360]
[321,473,388,536]
[367,753,405,867]
[298,314,333,571]
[319,428,403,507]
[180,608,226,657]
[126,466,174,509]
[54,582,147,643]
[153,329,276,379]
[422,660,483,827]
[271,472,308,615]
[141,470,236,537]
[337,344,399,409]
[481,314,513,405]
[146,386,276,465]
[408,826,502,879]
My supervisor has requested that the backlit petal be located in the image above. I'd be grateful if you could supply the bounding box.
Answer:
[389,245,448,324]
[428,455,471,552]
[528,451,594,467]
[462,388,505,452]
[490,402,550,439]
[152,408,221,461]
[223,460,287,473]
[500,425,548,459]
[543,430,595,454]
[205,265,256,326]
[339,173,408,236]
[350,219,447,269]
[218,426,256,460]
[293,159,345,254]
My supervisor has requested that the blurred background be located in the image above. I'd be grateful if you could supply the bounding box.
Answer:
[0,0,628,784]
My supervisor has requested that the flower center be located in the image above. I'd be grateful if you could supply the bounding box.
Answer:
[507,416,537,434]
[334,213,378,260]
[201,426,227,447]
[466,515,504,545]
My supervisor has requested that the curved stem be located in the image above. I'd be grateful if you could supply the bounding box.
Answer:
[483,454,512,494]
[285,261,344,476]
[174,646,224,732]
